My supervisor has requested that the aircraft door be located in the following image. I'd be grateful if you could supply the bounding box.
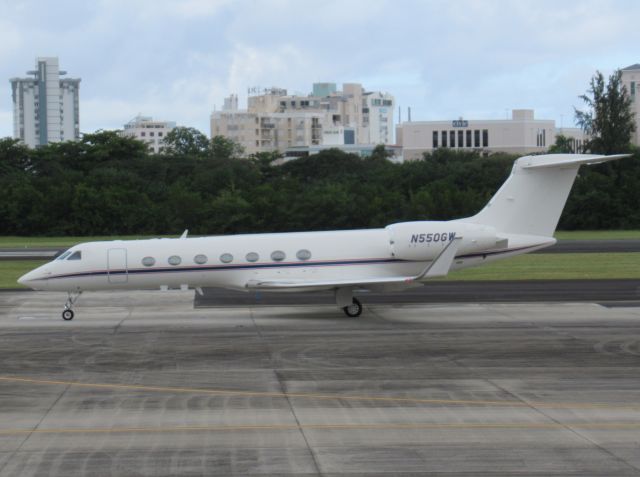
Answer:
[107,248,128,284]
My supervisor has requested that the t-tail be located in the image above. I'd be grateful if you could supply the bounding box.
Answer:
[467,153,630,237]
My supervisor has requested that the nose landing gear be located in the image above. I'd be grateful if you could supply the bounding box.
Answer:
[62,291,82,321]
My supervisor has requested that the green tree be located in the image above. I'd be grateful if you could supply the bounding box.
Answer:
[210,135,244,160]
[161,127,210,156]
[0,138,32,175]
[574,70,636,154]
[548,134,575,153]
[369,144,392,161]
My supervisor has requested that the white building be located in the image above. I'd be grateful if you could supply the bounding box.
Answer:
[362,91,394,144]
[397,109,568,160]
[10,57,80,148]
[621,63,640,146]
[120,115,176,153]
[210,83,394,156]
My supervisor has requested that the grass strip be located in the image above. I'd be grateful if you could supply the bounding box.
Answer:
[553,230,640,240]
[0,260,48,289]
[0,236,177,248]
[445,253,640,281]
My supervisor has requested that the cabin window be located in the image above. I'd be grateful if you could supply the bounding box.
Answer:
[296,249,312,261]
[168,255,181,266]
[56,251,72,260]
[220,253,233,263]
[67,251,82,260]
[246,252,259,262]
[271,250,286,261]
[142,256,155,267]
[194,254,208,264]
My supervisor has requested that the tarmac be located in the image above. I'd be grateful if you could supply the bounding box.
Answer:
[1,290,640,476]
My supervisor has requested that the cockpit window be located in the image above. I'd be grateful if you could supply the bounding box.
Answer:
[56,251,72,260]
[67,251,82,260]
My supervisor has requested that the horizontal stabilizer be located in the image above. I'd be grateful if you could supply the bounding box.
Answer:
[520,154,630,169]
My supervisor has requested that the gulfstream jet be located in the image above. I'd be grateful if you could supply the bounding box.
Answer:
[19,153,630,320]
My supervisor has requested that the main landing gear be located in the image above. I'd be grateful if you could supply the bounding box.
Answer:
[342,297,363,317]
[62,291,82,321]
[335,287,363,317]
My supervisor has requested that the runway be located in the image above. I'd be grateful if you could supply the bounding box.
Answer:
[1,290,640,475]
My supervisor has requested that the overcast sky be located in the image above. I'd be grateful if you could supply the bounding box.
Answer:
[1,0,638,138]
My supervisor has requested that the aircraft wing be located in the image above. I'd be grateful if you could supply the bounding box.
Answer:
[246,237,462,291]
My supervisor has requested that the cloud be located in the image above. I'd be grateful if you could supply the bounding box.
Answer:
[227,44,316,99]
[1,0,640,138]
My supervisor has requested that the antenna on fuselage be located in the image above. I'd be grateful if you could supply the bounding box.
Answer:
[180,229,188,239]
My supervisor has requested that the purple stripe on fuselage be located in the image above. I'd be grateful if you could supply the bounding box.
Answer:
[39,257,403,281]
[37,244,543,282]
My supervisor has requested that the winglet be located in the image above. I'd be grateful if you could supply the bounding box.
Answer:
[180,229,188,239]
[415,236,462,280]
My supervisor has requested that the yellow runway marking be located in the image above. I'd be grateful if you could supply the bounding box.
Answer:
[1,422,640,436]
[0,375,639,411]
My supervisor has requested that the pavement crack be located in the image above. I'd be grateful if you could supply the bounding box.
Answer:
[112,311,129,335]
[274,370,323,476]
[0,382,71,475]
[486,378,640,474]
[249,307,323,476]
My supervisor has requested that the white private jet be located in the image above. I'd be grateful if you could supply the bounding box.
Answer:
[19,153,630,320]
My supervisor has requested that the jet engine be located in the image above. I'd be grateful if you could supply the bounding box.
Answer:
[385,221,502,261]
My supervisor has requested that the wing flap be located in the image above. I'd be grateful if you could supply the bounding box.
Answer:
[246,237,462,291]
[246,275,414,291]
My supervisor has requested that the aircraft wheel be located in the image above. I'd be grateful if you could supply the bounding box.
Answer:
[62,309,74,321]
[343,298,362,317]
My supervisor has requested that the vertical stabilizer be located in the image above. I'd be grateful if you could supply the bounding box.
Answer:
[468,154,629,236]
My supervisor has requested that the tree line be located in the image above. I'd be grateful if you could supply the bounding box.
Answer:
[0,129,638,237]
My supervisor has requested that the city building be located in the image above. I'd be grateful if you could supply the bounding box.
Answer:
[621,63,640,146]
[120,115,176,153]
[210,83,394,156]
[396,109,581,160]
[10,57,80,147]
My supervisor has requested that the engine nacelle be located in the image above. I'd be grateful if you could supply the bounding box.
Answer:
[386,221,499,261]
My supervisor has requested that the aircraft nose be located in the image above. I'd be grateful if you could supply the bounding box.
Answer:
[18,268,49,289]
[18,270,36,287]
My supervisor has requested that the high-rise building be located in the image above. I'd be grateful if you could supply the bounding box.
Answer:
[10,57,80,147]
[120,115,176,154]
[621,63,640,146]
[210,83,395,156]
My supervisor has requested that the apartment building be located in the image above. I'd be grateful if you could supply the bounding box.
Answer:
[10,57,80,147]
[120,115,176,153]
[210,83,394,155]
